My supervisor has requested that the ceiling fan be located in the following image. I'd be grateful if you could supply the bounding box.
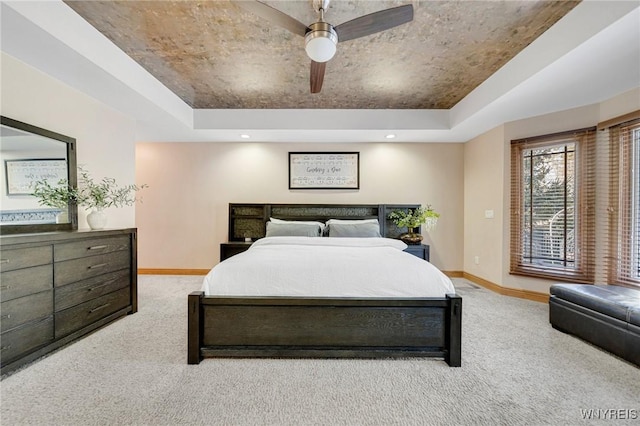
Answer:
[232,0,414,93]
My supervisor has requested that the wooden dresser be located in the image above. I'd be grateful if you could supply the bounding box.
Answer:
[0,229,137,375]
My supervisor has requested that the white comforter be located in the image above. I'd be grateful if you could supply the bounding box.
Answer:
[202,237,456,298]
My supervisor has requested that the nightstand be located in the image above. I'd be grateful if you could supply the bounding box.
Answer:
[220,242,253,262]
[404,244,430,261]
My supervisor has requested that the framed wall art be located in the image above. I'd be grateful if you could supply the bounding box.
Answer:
[289,152,359,190]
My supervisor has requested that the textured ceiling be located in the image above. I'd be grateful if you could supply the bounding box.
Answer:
[64,0,580,110]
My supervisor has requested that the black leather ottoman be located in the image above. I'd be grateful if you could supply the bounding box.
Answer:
[549,284,640,367]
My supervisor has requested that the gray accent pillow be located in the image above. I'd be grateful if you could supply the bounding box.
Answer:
[328,222,382,238]
[270,217,326,234]
[265,221,322,237]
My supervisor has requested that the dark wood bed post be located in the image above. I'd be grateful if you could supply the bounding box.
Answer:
[188,291,204,364]
[445,294,462,367]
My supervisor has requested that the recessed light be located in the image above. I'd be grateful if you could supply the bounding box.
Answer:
[385,134,396,139]
[240,134,251,139]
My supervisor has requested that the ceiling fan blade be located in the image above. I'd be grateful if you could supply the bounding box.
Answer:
[334,4,413,43]
[232,0,308,37]
[310,61,326,94]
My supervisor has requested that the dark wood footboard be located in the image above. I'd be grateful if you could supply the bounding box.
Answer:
[188,292,462,367]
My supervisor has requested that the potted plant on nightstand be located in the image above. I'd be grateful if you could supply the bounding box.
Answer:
[388,205,440,245]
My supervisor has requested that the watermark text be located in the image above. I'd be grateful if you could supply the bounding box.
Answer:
[580,409,638,420]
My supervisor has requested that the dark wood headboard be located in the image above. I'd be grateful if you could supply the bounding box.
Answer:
[228,203,419,241]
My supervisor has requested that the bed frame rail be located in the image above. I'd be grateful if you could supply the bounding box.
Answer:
[188,292,462,366]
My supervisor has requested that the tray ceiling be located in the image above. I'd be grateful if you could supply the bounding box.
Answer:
[63,0,580,110]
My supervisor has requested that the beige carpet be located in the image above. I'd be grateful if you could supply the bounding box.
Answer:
[1,276,638,425]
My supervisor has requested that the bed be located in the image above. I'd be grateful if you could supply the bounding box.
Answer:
[188,203,462,367]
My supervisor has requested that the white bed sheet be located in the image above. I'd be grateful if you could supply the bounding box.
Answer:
[202,237,456,298]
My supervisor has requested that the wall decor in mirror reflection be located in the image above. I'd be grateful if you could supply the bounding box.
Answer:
[0,116,78,233]
[5,159,67,195]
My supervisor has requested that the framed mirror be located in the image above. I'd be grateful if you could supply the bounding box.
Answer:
[0,116,78,234]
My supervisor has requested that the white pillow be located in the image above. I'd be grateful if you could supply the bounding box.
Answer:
[254,236,407,251]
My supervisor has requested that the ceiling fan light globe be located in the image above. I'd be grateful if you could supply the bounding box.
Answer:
[304,22,338,63]
[305,35,337,62]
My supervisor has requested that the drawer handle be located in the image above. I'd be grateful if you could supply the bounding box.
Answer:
[0,345,11,352]
[1,314,11,320]
[0,259,9,264]
[87,280,116,292]
[89,303,111,314]
[0,285,10,290]
[88,263,108,270]
[88,245,108,250]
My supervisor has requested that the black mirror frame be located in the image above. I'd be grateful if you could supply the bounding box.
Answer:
[0,116,78,235]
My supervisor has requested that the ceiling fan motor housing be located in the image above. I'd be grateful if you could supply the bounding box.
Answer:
[305,22,338,63]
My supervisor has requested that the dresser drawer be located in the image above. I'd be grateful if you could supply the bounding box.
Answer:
[55,269,130,312]
[54,236,130,262]
[55,287,131,338]
[0,264,53,303]
[0,245,52,272]
[54,250,130,287]
[1,290,53,333]
[0,317,54,365]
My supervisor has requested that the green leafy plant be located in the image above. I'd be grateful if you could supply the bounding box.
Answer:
[32,166,147,211]
[388,205,440,231]
[77,167,147,210]
[31,179,78,209]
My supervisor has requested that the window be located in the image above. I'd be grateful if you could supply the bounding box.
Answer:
[510,128,596,282]
[609,119,640,287]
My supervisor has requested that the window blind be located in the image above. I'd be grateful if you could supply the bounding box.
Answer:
[607,117,640,287]
[510,127,596,282]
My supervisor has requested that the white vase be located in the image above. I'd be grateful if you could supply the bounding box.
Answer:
[87,209,107,230]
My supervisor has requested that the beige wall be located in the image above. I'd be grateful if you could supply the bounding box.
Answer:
[463,125,505,284]
[135,142,464,271]
[1,53,137,229]
[464,87,640,294]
